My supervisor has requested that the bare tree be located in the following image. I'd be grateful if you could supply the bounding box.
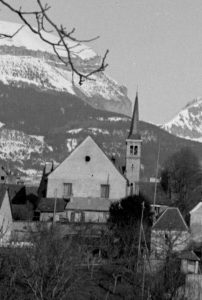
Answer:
[161,147,201,215]
[0,0,109,85]
[0,225,103,300]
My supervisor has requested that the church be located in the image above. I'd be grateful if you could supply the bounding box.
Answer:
[37,93,142,223]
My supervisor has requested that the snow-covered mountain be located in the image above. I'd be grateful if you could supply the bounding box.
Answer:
[162,98,202,142]
[0,20,131,116]
[0,20,132,176]
[0,20,202,180]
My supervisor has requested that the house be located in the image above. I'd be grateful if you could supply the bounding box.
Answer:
[189,202,202,242]
[0,187,13,243]
[179,250,200,274]
[151,207,189,260]
[37,136,128,223]
[37,93,142,223]
[46,136,128,200]
[38,197,110,223]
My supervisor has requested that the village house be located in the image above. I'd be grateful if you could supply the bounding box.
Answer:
[179,250,200,274]
[37,93,142,223]
[0,183,39,243]
[0,187,12,243]
[189,202,202,242]
[150,207,189,260]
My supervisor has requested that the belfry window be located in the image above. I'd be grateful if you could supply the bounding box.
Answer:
[129,145,138,155]
[134,146,138,155]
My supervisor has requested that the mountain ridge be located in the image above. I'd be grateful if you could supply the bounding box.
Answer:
[162,97,202,142]
[0,21,202,180]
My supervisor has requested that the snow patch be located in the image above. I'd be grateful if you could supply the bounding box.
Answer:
[88,128,110,135]
[30,135,44,143]
[0,55,75,94]
[67,128,83,134]
[107,117,128,122]
[66,138,78,152]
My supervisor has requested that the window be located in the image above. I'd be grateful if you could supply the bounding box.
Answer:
[70,211,75,222]
[129,145,138,155]
[134,146,138,155]
[101,184,110,198]
[1,176,4,181]
[70,211,85,222]
[85,155,91,162]
[63,183,72,198]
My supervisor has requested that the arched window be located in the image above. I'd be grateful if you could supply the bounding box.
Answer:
[134,146,138,155]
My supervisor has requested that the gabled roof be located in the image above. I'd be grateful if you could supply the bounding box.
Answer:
[37,198,67,212]
[178,250,200,261]
[65,197,111,212]
[0,185,7,209]
[190,202,202,214]
[48,135,127,182]
[152,207,188,231]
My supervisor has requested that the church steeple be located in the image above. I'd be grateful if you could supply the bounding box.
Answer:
[128,91,141,140]
[125,91,142,195]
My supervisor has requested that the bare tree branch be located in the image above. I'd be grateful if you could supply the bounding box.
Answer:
[0,24,24,39]
[0,0,109,85]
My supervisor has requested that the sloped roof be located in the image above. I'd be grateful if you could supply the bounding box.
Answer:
[190,202,202,214]
[178,250,200,261]
[152,207,188,231]
[4,184,38,205]
[37,198,67,212]
[127,92,141,140]
[0,185,7,209]
[48,135,127,182]
[65,197,111,212]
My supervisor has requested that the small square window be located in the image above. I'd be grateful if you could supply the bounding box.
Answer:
[101,184,110,198]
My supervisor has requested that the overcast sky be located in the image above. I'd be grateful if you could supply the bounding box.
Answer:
[1,0,202,124]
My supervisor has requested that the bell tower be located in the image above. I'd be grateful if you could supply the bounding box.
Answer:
[125,92,142,195]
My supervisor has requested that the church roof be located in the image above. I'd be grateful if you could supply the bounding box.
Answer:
[128,92,141,140]
[152,207,188,231]
[48,135,127,182]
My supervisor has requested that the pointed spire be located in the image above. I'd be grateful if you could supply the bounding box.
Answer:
[128,91,141,139]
